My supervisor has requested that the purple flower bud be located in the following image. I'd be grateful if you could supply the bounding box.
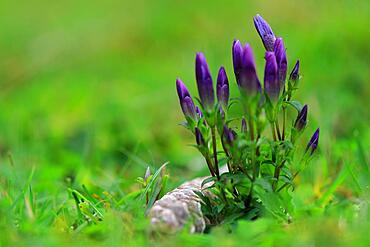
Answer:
[274,38,287,87]
[196,106,203,119]
[232,40,261,96]
[176,78,197,119]
[289,60,300,82]
[264,52,280,101]
[241,117,247,133]
[231,129,238,138]
[232,40,243,70]
[294,105,308,131]
[253,14,276,51]
[218,106,225,120]
[223,125,236,145]
[216,66,229,108]
[195,53,214,110]
[195,127,206,146]
[305,128,320,155]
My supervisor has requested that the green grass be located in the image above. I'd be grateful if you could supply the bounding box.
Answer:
[0,0,369,246]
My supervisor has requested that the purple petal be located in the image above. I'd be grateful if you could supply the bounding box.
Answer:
[253,14,276,51]
[294,104,308,131]
[306,128,320,155]
[264,52,280,101]
[289,60,300,82]
[196,106,203,118]
[216,66,229,107]
[176,78,197,119]
[195,52,214,109]
[223,125,236,145]
[274,37,288,87]
[233,41,261,95]
[241,117,247,133]
[195,127,206,146]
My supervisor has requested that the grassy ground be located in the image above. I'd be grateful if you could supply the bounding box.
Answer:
[0,0,369,246]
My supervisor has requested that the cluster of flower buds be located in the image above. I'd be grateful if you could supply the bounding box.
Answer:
[254,15,287,103]
[176,51,232,178]
[175,14,320,187]
[253,14,319,151]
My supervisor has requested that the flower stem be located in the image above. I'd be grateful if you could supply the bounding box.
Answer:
[220,138,232,173]
[211,127,220,180]
[205,155,216,177]
[277,170,299,192]
[272,166,280,191]
[270,122,277,141]
[245,183,254,209]
[275,120,282,141]
[272,159,287,191]
[248,117,255,141]
[282,106,286,140]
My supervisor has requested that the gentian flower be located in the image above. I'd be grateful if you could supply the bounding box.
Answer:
[294,105,308,131]
[195,52,214,110]
[232,40,261,96]
[305,128,320,155]
[195,127,206,146]
[218,106,225,121]
[289,60,300,83]
[196,106,203,119]
[216,66,229,108]
[176,79,197,119]
[253,14,276,51]
[223,125,236,145]
[264,52,280,101]
[274,38,287,87]
[241,117,247,133]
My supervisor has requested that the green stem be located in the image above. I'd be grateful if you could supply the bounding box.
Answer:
[282,106,286,140]
[277,170,299,192]
[275,120,282,141]
[251,144,257,180]
[245,184,254,209]
[242,168,253,181]
[255,123,261,179]
[221,138,232,173]
[272,159,287,191]
[272,166,280,191]
[205,155,216,177]
[270,122,277,141]
[248,116,255,141]
[246,105,255,141]
[211,127,220,180]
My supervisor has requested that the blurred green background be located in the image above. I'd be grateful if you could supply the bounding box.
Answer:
[0,0,369,246]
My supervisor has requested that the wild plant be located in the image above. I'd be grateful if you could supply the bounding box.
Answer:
[176,14,320,224]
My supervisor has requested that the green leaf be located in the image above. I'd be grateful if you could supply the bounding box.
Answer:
[219,172,249,185]
[146,177,163,213]
[260,160,275,167]
[201,176,217,187]
[254,177,273,192]
[279,175,293,186]
[285,100,303,112]
[139,162,168,201]
[254,187,289,221]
